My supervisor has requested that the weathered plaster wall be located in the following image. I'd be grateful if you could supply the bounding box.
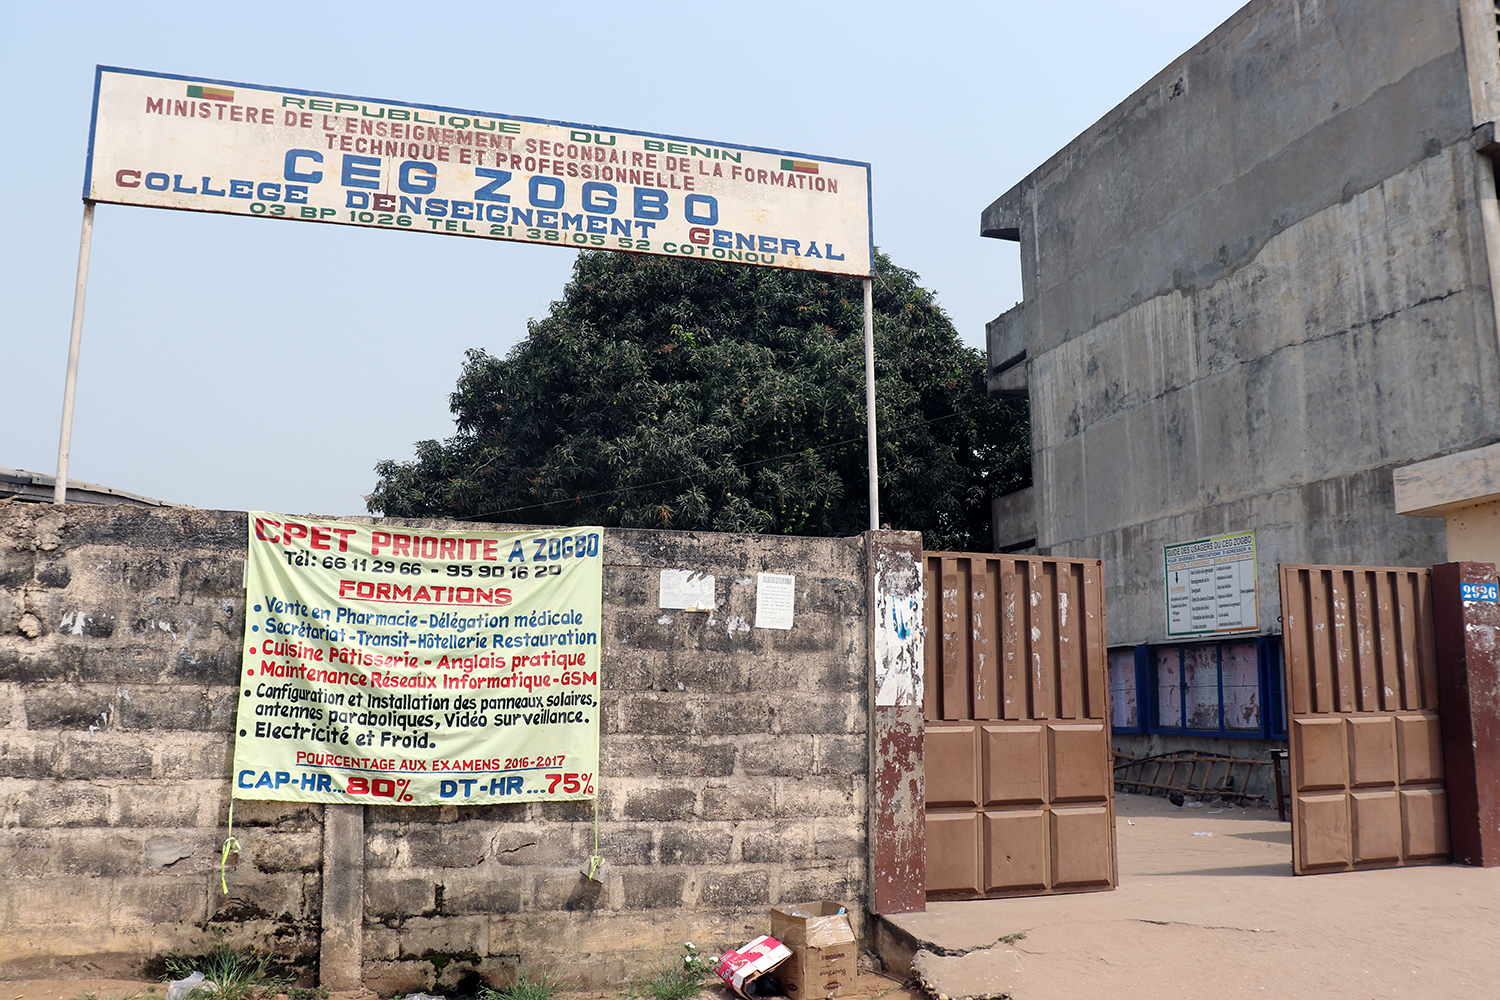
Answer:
[0,503,874,989]
[983,0,1499,644]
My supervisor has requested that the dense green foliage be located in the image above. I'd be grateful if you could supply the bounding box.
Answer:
[368,250,1028,550]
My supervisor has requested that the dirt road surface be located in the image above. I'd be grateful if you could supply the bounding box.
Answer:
[890,792,1500,1000]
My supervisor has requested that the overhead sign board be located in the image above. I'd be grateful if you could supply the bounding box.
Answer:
[83,67,873,276]
[1164,530,1258,638]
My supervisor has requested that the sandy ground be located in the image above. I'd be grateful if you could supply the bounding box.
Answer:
[0,972,920,1000]
[893,792,1500,1000]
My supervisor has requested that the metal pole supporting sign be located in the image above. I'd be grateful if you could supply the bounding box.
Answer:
[863,277,880,531]
[53,201,97,506]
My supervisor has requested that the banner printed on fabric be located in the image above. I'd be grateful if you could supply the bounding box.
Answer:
[84,67,873,276]
[233,514,603,805]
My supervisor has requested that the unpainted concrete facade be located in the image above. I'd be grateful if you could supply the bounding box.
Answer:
[984,0,1500,645]
[0,503,921,989]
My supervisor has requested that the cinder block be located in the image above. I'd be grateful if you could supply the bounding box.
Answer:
[599,650,652,692]
[170,648,242,685]
[405,825,489,868]
[211,869,313,920]
[612,612,677,652]
[116,686,213,731]
[621,870,687,910]
[118,783,213,827]
[366,831,401,870]
[15,783,112,828]
[0,733,61,779]
[225,798,319,828]
[815,734,868,776]
[658,826,733,865]
[697,869,770,907]
[157,733,233,780]
[115,877,216,926]
[701,782,777,820]
[771,693,859,734]
[488,825,580,865]
[812,819,865,861]
[596,825,655,866]
[0,547,34,589]
[775,776,862,819]
[622,786,699,822]
[605,736,735,777]
[366,877,441,920]
[531,869,609,911]
[739,823,816,863]
[774,861,862,904]
[439,873,523,914]
[21,686,116,731]
[616,692,700,736]
[363,924,401,962]
[394,914,488,957]
[57,832,141,876]
[0,829,59,876]
[739,735,818,776]
[696,694,772,735]
[246,829,322,873]
[58,735,156,780]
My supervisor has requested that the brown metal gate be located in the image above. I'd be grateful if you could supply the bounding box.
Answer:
[923,552,1116,900]
[1279,564,1450,874]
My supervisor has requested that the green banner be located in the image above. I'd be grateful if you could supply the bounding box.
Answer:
[232,513,603,805]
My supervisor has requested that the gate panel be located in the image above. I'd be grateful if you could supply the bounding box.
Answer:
[1279,564,1450,875]
[924,552,1115,900]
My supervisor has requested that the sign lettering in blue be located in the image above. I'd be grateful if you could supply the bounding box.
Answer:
[1460,581,1498,603]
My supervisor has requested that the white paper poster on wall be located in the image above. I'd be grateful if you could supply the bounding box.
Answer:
[755,573,795,629]
[658,569,716,611]
[1163,530,1258,638]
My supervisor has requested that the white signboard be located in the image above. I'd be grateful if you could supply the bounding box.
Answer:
[1164,530,1258,637]
[83,67,873,276]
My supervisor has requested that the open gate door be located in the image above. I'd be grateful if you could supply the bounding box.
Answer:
[923,553,1116,900]
[1278,564,1450,874]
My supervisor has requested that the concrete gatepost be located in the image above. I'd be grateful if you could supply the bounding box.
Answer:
[320,803,366,987]
[865,531,926,913]
[1431,562,1500,867]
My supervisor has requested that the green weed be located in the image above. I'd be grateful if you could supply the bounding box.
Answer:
[627,943,713,1000]
[162,934,292,1000]
[478,970,560,1000]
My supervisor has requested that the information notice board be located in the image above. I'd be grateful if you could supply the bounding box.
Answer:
[1163,530,1258,638]
[232,513,603,805]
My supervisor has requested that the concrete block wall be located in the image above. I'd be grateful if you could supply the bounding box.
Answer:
[981,0,1495,645]
[0,502,874,989]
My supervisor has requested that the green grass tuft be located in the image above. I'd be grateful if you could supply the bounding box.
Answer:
[478,970,560,1000]
[627,949,712,1000]
[162,935,292,1000]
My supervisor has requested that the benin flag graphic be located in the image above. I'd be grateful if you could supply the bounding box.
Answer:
[187,84,235,102]
[780,159,818,174]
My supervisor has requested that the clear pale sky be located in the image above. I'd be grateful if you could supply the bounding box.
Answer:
[3,1,1245,516]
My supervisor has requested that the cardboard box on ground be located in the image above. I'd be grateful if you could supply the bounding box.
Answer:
[770,902,858,1000]
[716,936,793,998]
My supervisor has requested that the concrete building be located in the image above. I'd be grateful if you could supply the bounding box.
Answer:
[982,0,1500,768]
